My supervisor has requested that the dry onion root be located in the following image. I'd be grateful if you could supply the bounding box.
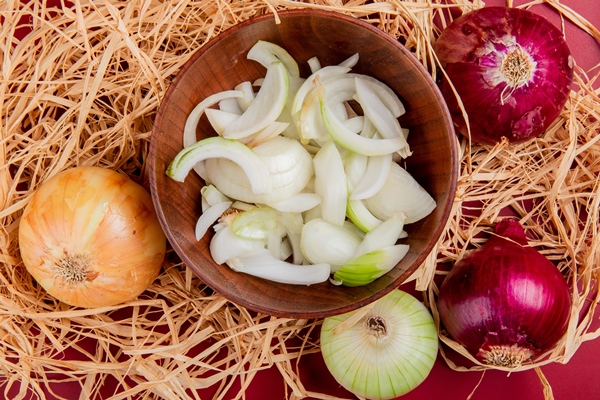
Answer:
[0,0,599,399]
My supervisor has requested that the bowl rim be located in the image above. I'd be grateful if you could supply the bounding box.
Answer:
[149,8,458,318]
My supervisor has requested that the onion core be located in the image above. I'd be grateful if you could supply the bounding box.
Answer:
[437,219,571,368]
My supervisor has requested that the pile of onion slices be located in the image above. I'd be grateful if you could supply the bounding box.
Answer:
[167,40,437,287]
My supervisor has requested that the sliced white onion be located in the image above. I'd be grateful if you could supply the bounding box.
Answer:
[292,65,351,115]
[344,116,365,134]
[241,121,290,148]
[266,192,321,213]
[166,136,272,195]
[344,152,368,189]
[297,91,330,144]
[204,108,240,135]
[349,153,393,200]
[317,80,405,156]
[204,136,313,203]
[231,207,279,240]
[183,90,244,147]
[354,77,411,158]
[226,248,330,285]
[201,184,229,207]
[210,225,266,265]
[333,244,410,287]
[234,81,255,111]
[300,218,362,271]
[195,201,232,240]
[246,40,300,77]
[308,56,322,73]
[313,141,347,226]
[365,162,436,224]
[222,61,289,140]
[355,212,406,257]
[338,53,359,68]
[219,97,243,114]
[346,199,383,233]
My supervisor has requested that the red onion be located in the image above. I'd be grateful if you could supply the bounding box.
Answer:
[437,219,571,368]
[434,7,573,145]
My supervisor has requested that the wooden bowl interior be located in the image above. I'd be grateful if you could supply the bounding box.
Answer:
[150,10,457,318]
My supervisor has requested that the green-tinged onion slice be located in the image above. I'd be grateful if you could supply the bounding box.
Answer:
[320,289,438,400]
[166,136,272,195]
[346,199,383,233]
[333,244,409,287]
[231,207,280,240]
[317,80,405,156]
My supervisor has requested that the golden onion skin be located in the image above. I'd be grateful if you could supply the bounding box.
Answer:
[19,166,166,308]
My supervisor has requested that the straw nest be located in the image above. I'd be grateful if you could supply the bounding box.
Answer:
[1,0,599,399]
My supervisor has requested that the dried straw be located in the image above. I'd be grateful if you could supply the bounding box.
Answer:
[1,0,598,399]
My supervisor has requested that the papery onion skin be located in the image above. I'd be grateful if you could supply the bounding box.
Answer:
[437,219,571,368]
[19,166,167,308]
[434,7,573,145]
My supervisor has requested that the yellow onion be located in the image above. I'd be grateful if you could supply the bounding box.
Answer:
[19,166,167,308]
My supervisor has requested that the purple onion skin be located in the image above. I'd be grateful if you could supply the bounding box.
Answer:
[434,7,573,145]
[437,219,572,368]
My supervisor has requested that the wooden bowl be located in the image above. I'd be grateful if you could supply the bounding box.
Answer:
[149,10,458,318]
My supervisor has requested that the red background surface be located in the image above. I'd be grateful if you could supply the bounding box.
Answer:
[9,0,600,399]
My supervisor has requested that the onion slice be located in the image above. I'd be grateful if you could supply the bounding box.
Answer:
[167,136,272,195]
[226,248,330,285]
[313,140,347,226]
[317,80,405,156]
[222,61,290,140]
[365,162,436,224]
[333,244,409,287]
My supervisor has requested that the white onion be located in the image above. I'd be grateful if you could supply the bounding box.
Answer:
[321,289,438,399]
